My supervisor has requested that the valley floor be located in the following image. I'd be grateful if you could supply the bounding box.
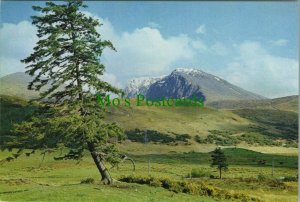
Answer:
[0,146,297,202]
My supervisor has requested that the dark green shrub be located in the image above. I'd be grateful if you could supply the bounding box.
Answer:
[175,134,191,142]
[149,177,162,187]
[209,175,216,179]
[257,174,269,181]
[80,178,95,184]
[282,176,297,182]
[194,135,206,143]
[119,176,263,201]
[188,168,211,178]
[125,129,175,143]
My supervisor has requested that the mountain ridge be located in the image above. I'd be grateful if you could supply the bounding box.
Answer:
[0,72,41,100]
[125,68,265,102]
[207,95,298,112]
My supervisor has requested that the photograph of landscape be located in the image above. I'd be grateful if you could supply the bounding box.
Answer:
[0,1,298,202]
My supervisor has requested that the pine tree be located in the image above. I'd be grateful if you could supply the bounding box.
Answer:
[1,0,124,184]
[211,147,228,179]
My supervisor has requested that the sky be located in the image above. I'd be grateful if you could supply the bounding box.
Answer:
[0,1,299,98]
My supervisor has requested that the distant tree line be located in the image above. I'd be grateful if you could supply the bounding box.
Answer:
[125,129,191,144]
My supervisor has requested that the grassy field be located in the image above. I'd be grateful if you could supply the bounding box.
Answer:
[0,147,298,202]
[0,95,298,201]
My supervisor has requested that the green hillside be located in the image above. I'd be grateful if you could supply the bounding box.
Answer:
[1,95,298,149]
[0,73,41,100]
[0,72,64,100]
[207,95,298,112]
[0,95,37,145]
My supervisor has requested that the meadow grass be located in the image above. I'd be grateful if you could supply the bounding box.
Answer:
[0,95,298,201]
[0,147,297,202]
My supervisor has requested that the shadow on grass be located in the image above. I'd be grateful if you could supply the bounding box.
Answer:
[0,189,29,195]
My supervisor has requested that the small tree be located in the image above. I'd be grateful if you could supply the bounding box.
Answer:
[1,0,123,184]
[211,147,228,179]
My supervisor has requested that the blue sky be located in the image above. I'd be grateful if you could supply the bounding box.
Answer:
[1,1,299,98]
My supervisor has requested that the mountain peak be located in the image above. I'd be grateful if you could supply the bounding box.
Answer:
[124,75,166,97]
[124,68,265,101]
[172,68,204,75]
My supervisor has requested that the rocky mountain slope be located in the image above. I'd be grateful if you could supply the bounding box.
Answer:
[124,76,165,98]
[125,68,265,102]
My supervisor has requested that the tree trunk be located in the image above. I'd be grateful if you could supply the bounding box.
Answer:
[219,168,222,179]
[87,143,113,184]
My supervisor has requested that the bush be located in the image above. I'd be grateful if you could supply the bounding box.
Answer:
[257,174,288,189]
[282,176,297,182]
[188,168,211,178]
[200,183,217,196]
[163,179,183,193]
[175,134,191,142]
[209,175,216,179]
[257,173,271,181]
[195,131,240,146]
[238,132,281,146]
[125,129,191,144]
[194,135,205,143]
[119,175,263,201]
[80,178,95,184]
[181,181,200,195]
[149,178,162,187]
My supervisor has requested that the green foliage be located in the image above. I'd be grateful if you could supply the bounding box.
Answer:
[175,134,191,142]
[0,95,36,147]
[2,0,124,184]
[194,130,240,146]
[282,176,298,182]
[187,168,211,178]
[233,109,298,141]
[256,174,289,189]
[194,135,203,143]
[238,132,280,146]
[211,147,228,179]
[284,140,298,148]
[194,129,295,147]
[0,148,297,201]
[119,175,262,201]
[80,177,95,184]
[125,129,173,143]
[125,129,191,144]
[257,173,269,181]
[130,148,297,168]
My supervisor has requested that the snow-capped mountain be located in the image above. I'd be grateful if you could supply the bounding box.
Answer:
[124,68,265,102]
[124,76,165,98]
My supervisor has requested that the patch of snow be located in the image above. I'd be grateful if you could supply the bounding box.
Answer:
[173,68,204,76]
[124,75,165,97]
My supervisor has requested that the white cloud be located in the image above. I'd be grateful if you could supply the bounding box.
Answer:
[191,39,208,52]
[0,21,37,76]
[147,22,160,29]
[0,13,195,87]
[103,28,194,80]
[102,72,122,88]
[1,13,297,98]
[221,41,298,98]
[82,11,195,83]
[269,39,289,47]
[210,42,228,56]
[196,24,206,34]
